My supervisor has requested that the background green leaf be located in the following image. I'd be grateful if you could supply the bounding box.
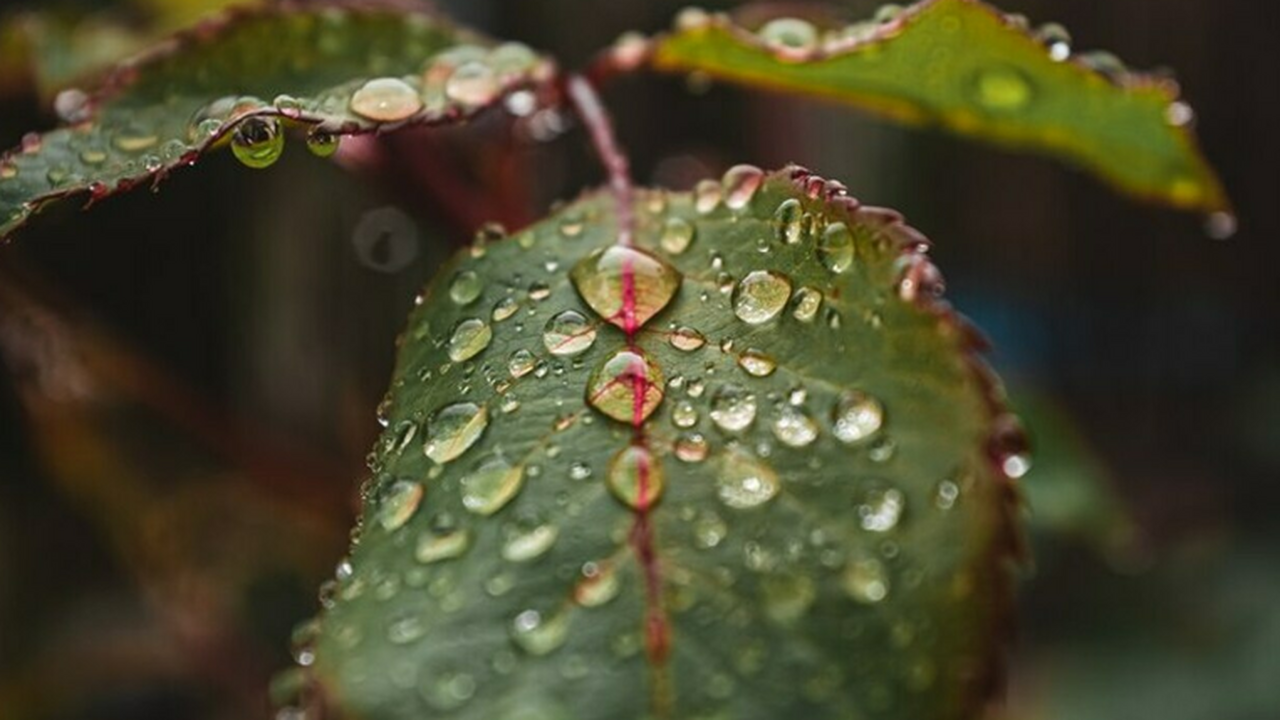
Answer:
[306,167,1023,720]
[649,0,1229,215]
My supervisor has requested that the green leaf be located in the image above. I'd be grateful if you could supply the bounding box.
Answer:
[303,167,1024,719]
[650,0,1229,215]
[0,0,554,240]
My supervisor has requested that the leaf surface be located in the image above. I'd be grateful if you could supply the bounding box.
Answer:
[305,167,1024,720]
[650,0,1228,214]
[0,0,553,239]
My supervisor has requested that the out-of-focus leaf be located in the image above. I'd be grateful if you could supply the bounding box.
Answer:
[305,166,1024,719]
[649,0,1229,215]
[0,0,555,240]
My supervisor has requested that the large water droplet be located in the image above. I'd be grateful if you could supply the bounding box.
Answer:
[449,270,483,305]
[503,522,559,562]
[833,391,884,444]
[818,222,855,273]
[606,444,665,510]
[231,117,284,169]
[859,486,905,532]
[843,557,889,603]
[351,77,423,121]
[461,457,524,515]
[972,65,1033,111]
[721,164,764,210]
[733,270,792,324]
[772,406,818,447]
[511,609,569,655]
[378,480,423,530]
[424,402,488,463]
[586,349,665,423]
[718,452,779,508]
[571,246,682,330]
[710,384,757,432]
[660,217,696,255]
[448,318,492,362]
[543,310,597,356]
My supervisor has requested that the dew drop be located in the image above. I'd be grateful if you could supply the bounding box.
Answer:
[461,457,524,515]
[511,609,569,655]
[859,486,905,532]
[502,523,559,562]
[833,391,884,444]
[586,349,665,423]
[378,480,423,531]
[772,406,818,447]
[446,61,500,106]
[424,402,488,463]
[972,65,1033,111]
[843,557,889,603]
[733,270,792,324]
[717,452,779,508]
[508,349,537,378]
[660,217,696,254]
[543,310,597,356]
[791,286,824,322]
[774,198,804,244]
[737,349,777,377]
[669,326,706,352]
[448,318,492,362]
[231,117,284,169]
[351,77,423,121]
[416,527,472,564]
[449,270,483,305]
[570,245,682,330]
[721,164,764,210]
[709,384,757,432]
[759,18,819,58]
[607,444,665,510]
[818,221,855,273]
[306,129,341,158]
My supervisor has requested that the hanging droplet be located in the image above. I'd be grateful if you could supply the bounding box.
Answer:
[843,557,889,603]
[717,452,779,508]
[377,480,423,531]
[759,18,819,59]
[461,458,524,515]
[306,129,341,158]
[669,326,706,352]
[449,270,483,305]
[709,384,757,432]
[818,222,855,273]
[606,444,665,510]
[446,61,500,106]
[721,164,764,210]
[774,198,804,245]
[972,65,1033,111]
[586,349,665,423]
[772,406,818,447]
[511,609,569,656]
[543,310,597,356]
[231,117,284,169]
[351,77,423,121]
[571,245,682,331]
[574,563,621,607]
[416,527,472,564]
[424,402,488,463]
[791,287,823,322]
[733,270,792,324]
[660,217,696,254]
[502,523,559,562]
[737,349,777,377]
[858,486,905,532]
[833,391,884,444]
[448,318,492,362]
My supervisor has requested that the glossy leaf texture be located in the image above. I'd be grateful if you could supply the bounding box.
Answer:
[648,0,1229,215]
[0,0,554,239]
[301,167,1025,720]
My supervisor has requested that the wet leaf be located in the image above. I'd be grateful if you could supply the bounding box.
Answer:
[305,167,1024,719]
[650,0,1229,214]
[0,0,554,240]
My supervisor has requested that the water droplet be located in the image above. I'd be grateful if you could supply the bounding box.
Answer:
[448,318,492,362]
[424,402,488,463]
[503,523,559,562]
[492,296,520,322]
[774,198,804,244]
[511,609,569,655]
[446,61,499,106]
[449,270,483,305]
[669,326,706,352]
[675,432,709,463]
[378,480,423,530]
[792,287,823,322]
[721,164,764,210]
[717,452,779,508]
[843,557,889,603]
[606,444,665,510]
[759,18,819,58]
[859,486,905,532]
[772,406,818,447]
[574,563,620,607]
[833,391,884,444]
[737,349,777,377]
[709,384,757,432]
[671,400,699,428]
[306,130,341,158]
[586,349,665,423]
[461,457,524,515]
[416,527,472,564]
[571,245,682,331]
[231,117,283,169]
[660,217,696,254]
[694,179,722,214]
[543,310,597,356]
[972,65,1033,111]
[351,77,423,121]
[733,270,792,324]
[818,222,855,273]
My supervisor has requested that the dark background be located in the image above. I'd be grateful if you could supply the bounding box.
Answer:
[0,1,1276,718]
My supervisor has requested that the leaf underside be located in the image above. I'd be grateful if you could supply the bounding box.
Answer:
[0,0,552,239]
[651,0,1229,214]
[308,168,1023,720]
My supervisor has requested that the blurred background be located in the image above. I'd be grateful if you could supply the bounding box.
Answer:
[0,0,1276,718]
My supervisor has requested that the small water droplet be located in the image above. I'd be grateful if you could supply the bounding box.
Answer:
[737,349,777,377]
[791,287,824,322]
[306,129,341,158]
[843,557,889,603]
[709,384,757,432]
[859,486,905,532]
[449,270,483,305]
[586,349,665,423]
[503,523,559,562]
[351,77,423,121]
[660,217,696,254]
[733,270,792,324]
[378,480,423,530]
[833,391,884,444]
[972,65,1033,111]
[511,609,569,655]
[446,61,500,105]
[543,310,597,356]
[759,18,819,59]
[231,117,284,169]
[717,452,779,508]
[772,406,819,447]
[721,164,764,210]
[675,432,710,463]
[669,326,706,352]
[461,457,524,515]
[571,245,682,331]
[424,402,488,463]
[818,222,855,273]
[607,444,665,510]
[448,318,492,362]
